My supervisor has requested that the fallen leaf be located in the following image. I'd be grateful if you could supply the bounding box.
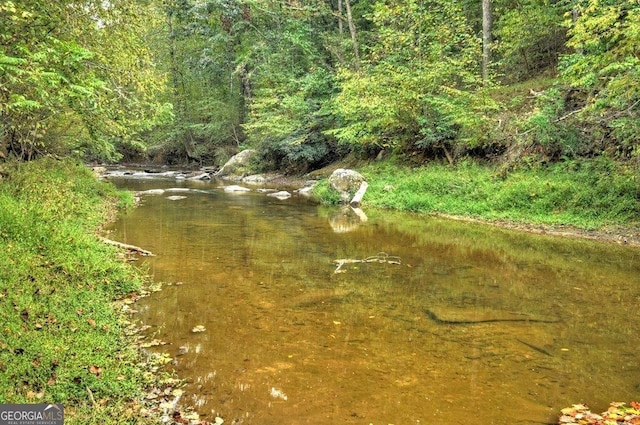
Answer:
[192,325,206,333]
[88,365,102,376]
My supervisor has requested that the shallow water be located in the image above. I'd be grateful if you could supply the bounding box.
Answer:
[108,176,640,425]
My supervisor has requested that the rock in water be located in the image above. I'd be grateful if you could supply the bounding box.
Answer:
[224,185,250,193]
[215,149,257,177]
[267,191,292,200]
[328,169,366,203]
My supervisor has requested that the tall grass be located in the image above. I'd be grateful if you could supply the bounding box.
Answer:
[314,157,640,230]
[0,158,155,424]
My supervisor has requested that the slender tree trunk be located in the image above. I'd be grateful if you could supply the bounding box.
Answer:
[166,4,196,159]
[482,0,492,82]
[338,0,344,34]
[344,0,360,70]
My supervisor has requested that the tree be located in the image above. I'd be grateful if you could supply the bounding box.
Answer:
[482,0,492,82]
[560,0,640,157]
[344,0,361,70]
[0,0,169,160]
[492,0,566,81]
[330,0,490,161]
[239,0,340,172]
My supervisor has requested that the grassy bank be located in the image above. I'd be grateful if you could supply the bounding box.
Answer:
[0,158,157,424]
[314,157,640,231]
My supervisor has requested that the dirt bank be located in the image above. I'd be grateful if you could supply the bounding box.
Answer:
[435,213,640,248]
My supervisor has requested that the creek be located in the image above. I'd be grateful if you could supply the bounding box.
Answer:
[107,173,640,425]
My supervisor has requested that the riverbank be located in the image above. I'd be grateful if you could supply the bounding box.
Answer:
[0,158,176,424]
[309,157,640,247]
[99,156,640,247]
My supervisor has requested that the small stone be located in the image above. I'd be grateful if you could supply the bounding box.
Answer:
[224,185,250,193]
[267,191,291,200]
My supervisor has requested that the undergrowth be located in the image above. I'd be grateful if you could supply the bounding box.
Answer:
[0,158,158,424]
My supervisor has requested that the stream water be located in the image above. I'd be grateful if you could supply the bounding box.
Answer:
[107,174,640,425]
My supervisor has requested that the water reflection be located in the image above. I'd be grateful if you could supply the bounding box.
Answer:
[107,177,640,425]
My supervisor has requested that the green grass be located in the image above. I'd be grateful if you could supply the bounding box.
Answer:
[314,157,640,230]
[0,158,157,424]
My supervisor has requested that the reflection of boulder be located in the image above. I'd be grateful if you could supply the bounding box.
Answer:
[329,207,368,233]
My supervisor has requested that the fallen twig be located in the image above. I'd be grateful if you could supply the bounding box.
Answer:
[99,237,155,256]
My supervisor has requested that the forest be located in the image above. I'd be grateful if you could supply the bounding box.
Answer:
[1,3,640,423]
[1,0,639,173]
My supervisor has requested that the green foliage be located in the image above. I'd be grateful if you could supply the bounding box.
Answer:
[0,0,169,161]
[236,4,341,171]
[330,0,489,158]
[518,88,580,158]
[247,67,340,172]
[493,0,567,81]
[311,179,342,205]
[0,159,155,423]
[559,0,640,157]
[357,157,639,228]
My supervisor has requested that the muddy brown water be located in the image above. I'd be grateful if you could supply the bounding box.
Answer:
[107,175,640,425]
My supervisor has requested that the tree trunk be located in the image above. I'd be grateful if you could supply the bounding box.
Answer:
[344,0,360,70]
[166,6,195,158]
[349,181,368,208]
[337,0,344,34]
[482,0,493,82]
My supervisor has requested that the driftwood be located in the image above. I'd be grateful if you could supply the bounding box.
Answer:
[99,237,155,256]
[349,181,368,208]
[333,252,401,273]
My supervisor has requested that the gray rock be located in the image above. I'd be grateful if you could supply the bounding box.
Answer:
[188,173,211,180]
[224,185,251,193]
[296,181,318,197]
[267,191,292,200]
[216,149,257,177]
[328,169,365,203]
[243,174,268,184]
[137,189,165,195]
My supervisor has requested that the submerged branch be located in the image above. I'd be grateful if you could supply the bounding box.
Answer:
[332,252,401,273]
[424,308,559,325]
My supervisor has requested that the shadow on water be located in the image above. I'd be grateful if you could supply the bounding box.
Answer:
[107,176,640,425]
